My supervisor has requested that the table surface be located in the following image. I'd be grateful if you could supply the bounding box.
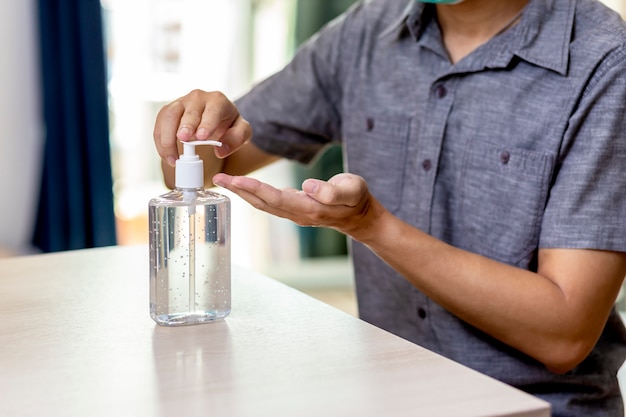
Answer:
[0,245,550,417]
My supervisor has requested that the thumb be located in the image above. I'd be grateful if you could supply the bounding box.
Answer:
[302,174,366,207]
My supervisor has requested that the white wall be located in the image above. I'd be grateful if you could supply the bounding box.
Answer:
[0,0,43,254]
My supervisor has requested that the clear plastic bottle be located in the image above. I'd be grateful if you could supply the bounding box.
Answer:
[149,141,231,326]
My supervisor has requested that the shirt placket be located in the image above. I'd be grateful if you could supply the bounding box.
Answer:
[405,74,456,343]
[414,76,456,233]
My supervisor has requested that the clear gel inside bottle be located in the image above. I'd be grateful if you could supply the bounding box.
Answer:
[149,140,231,326]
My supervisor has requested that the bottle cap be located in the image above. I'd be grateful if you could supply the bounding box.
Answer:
[175,140,222,189]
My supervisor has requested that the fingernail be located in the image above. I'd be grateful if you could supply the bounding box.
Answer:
[178,127,192,140]
[166,156,176,167]
[303,179,318,194]
[213,175,225,187]
[196,128,209,139]
[215,143,231,158]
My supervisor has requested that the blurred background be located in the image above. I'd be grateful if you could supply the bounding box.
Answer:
[0,0,360,314]
[1,0,626,319]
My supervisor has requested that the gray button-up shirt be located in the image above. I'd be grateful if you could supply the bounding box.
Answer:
[236,0,626,415]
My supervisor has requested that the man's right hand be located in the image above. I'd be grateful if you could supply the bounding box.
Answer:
[153,89,253,188]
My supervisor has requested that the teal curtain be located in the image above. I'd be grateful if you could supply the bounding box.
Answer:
[294,0,357,258]
[33,0,116,252]
[294,1,359,45]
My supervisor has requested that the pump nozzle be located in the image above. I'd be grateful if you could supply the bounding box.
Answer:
[175,140,223,190]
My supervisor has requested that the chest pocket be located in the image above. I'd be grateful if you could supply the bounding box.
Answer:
[343,113,411,214]
[460,138,555,266]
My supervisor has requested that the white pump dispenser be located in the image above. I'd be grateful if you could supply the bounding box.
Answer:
[175,140,222,189]
[175,140,223,212]
[149,139,231,326]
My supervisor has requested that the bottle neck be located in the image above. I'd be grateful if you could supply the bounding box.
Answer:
[176,186,202,192]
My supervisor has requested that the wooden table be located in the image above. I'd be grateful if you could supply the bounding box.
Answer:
[0,246,550,417]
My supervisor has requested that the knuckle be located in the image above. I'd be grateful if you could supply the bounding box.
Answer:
[207,90,228,104]
[161,101,183,119]
[239,118,252,142]
[320,188,339,205]
[308,210,327,226]
[249,200,267,211]
[183,108,202,121]
[188,89,207,99]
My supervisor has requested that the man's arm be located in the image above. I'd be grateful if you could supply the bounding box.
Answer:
[358,201,626,374]
[212,172,626,373]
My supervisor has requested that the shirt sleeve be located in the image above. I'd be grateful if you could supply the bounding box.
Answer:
[234,4,363,164]
[539,46,626,253]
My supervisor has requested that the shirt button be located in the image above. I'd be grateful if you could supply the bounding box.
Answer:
[366,117,375,131]
[434,84,447,99]
[417,308,427,319]
[500,151,511,164]
[422,159,432,171]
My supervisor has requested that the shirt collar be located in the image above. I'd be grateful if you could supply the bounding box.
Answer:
[379,0,574,75]
[514,0,574,75]
[379,1,427,41]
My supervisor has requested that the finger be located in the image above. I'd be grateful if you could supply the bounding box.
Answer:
[176,89,211,141]
[303,174,366,207]
[215,174,317,214]
[217,175,289,207]
[154,101,185,167]
[192,91,240,142]
[214,115,252,158]
[229,187,298,221]
[213,174,305,219]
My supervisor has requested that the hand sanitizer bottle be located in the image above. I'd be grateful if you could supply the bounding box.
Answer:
[149,140,231,326]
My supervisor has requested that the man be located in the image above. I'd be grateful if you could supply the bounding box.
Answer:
[153,0,626,415]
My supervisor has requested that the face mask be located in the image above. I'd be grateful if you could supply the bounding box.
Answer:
[418,0,465,4]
